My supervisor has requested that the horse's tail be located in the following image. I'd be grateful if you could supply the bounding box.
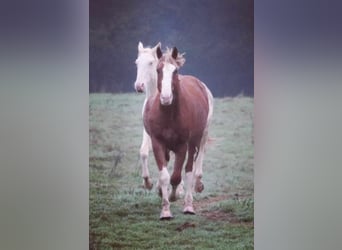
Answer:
[207,136,215,145]
[204,136,216,149]
[205,84,214,127]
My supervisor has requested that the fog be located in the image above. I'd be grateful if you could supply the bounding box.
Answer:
[90,0,253,97]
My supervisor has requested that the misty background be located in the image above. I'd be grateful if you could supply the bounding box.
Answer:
[90,0,253,97]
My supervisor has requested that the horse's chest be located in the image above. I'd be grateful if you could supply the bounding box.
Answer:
[161,128,179,141]
[158,126,187,146]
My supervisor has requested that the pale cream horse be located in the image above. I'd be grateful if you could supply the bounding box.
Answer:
[134,41,162,190]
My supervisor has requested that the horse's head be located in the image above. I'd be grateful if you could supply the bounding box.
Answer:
[157,47,181,106]
[134,41,162,94]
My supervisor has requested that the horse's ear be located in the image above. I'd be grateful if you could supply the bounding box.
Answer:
[153,42,162,59]
[138,41,143,51]
[172,47,178,59]
[156,46,162,59]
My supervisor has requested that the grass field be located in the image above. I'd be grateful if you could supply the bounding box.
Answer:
[90,93,254,249]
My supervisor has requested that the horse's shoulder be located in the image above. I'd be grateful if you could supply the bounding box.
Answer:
[178,75,207,97]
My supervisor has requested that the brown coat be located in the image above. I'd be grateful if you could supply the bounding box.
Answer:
[143,73,209,183]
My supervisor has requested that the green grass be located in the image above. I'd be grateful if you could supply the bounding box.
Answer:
[90,93,254,249]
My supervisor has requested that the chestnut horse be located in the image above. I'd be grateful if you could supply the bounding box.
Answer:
[134,42,186,193]
[143,47,213,219]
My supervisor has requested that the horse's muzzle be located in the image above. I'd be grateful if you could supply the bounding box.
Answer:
[135,83,145,93]
[160,94,173,105]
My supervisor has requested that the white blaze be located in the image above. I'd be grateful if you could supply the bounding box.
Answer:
[160,63,176,105]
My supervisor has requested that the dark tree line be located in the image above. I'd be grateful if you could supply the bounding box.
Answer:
[90,0,254,97]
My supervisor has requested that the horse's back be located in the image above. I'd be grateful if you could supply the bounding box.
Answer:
[178,75,209,110]
[177,75,209,133]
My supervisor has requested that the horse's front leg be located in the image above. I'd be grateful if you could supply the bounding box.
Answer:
[140,129,153,190]
[151,138,172,220]
[169,144,187,202]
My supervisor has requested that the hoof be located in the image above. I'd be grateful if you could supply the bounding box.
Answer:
[143,177,153,190]
[160,210,173,220]
[195,180,204,193]
[183,206,196,215]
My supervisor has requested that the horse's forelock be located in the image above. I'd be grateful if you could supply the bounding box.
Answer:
[162,47,186,69]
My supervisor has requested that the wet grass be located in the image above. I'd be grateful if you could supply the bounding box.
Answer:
[90,93,254,249]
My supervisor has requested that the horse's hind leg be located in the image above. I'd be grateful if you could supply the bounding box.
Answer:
[194,150,204,192]
[140,129,153,190]
[183,145,196,214]
[193,84,213,193]
[193,130,208,193]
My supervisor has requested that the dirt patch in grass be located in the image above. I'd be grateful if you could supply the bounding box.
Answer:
[175,222,197,231]
[201,209,234,222]
[89,231,98,250]
[195,195,232,222]
[195,195,230,210]
[194,194,253,226]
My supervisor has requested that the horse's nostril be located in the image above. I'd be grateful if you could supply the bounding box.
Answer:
[135,83,145,93]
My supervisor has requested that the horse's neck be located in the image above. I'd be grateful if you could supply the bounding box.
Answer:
[159,92,179,116]
[145,73,158,98]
